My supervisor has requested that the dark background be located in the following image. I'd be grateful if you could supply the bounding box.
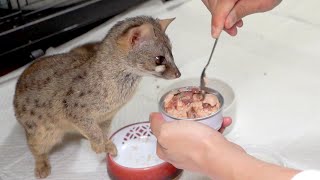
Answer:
[0,0,173,76]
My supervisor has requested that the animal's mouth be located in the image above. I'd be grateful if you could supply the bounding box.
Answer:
[154,71,181,80]
[153,64,181,79]
[153,73,165,79]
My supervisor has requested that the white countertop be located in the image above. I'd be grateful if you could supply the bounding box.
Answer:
[1,0,320,179]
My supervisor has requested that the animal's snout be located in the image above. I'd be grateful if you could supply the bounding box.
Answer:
[160,63,181,79]
[175,70,181,78]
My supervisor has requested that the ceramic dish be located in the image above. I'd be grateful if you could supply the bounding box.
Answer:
[107,122,183,180]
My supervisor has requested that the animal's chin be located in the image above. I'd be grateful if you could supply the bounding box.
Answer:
[152,73,178,80]
[132,69,179,80]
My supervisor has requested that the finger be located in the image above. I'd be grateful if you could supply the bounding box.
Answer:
[225,0,269,29]
[223,19,244,36]
[205,0,218,15]
[157,140,168,150]
[156,143,167,160]
[211,0,238,38]
[203,0,218,38]
[169,162,184,170]
[235,19,243,27]
[233,143,245,152]
[223,26,237,36]
[157,151,177,167]
[150,112,166,137]
[202,0,216,38]
[224,20,242,37]
[222,117,233,127]
[219,117,232,133]
[201,0,210,11]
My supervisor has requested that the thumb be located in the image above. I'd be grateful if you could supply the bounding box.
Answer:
[149,112,165,137]
[225,0,262,29]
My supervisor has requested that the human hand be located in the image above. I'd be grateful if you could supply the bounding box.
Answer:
[149,113,245,179]
[202,0,282,38]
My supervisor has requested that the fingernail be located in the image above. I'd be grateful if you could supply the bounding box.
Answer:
[211,26,218,39]
[211,27,215,38]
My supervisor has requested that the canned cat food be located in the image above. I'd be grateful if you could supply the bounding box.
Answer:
[159,86,224,130]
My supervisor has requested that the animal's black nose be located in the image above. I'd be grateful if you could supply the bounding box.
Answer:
[175,71,181,78]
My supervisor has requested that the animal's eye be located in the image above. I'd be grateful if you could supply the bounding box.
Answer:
[155,56,165,65]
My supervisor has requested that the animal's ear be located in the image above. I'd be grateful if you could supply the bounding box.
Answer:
[158,18,175,32]
[119,24,155,49]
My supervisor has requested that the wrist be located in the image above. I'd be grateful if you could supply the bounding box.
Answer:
[201,137,300,180]
[200,136,249,179]
[238,156,300,180]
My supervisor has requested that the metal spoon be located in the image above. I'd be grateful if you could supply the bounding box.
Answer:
[200,38,219,94]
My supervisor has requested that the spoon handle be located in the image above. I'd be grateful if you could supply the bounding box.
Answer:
[200,38,219,90]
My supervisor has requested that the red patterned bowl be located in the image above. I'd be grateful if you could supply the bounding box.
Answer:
[107,122,183,180]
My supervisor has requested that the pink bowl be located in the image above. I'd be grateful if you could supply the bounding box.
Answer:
[107,122,183,180]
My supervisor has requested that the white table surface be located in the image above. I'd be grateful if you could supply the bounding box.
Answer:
[1,0,320,179]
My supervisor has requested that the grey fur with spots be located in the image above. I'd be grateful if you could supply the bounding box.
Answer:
[13,16,180,179]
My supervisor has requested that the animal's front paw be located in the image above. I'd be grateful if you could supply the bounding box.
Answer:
[35,160,51,179]
[105,140,117,156]
[91,142,105,154]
